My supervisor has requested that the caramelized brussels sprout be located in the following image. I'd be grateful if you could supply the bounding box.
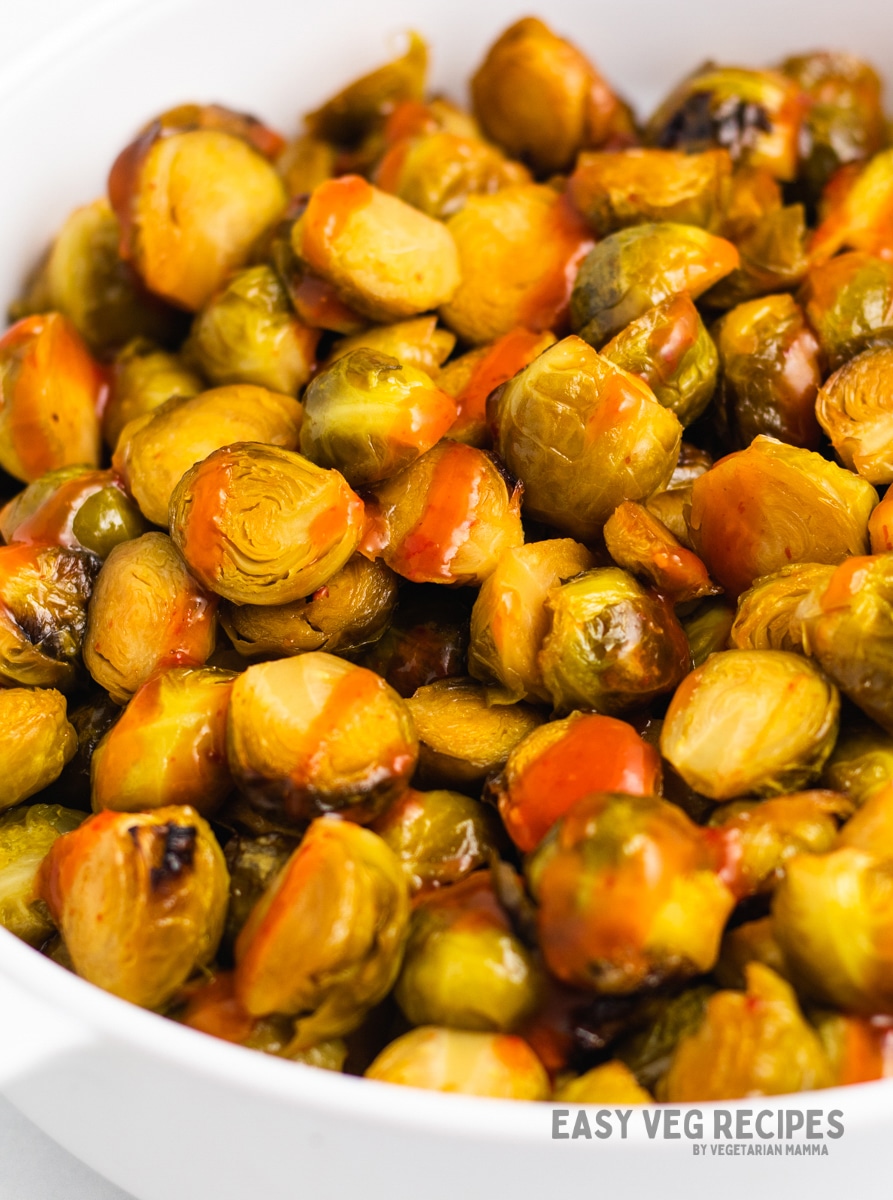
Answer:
[326,316,455,378]
[227,653,417,825]
[816,347,893,484]
[0,803,84,943]
[554,1061,651,1104]
[0,690,77,813]
[660,649,840,801]
[38,805,228,1009]
[489,711,662,853]
[527,792,734,992]
[539,567,691,716]
[729,562,835,652]
[369,440,523,586]
[103,339,204,452]
[470,17,633,175]
[681,598,736,667]
[170,443,364,605]
[221,832,299,953]
[488,336,682,540]
[603,502,718,603]
[821,716,893,806]
[704,203,809,308]
[359,586,471,697]
[810,149,893,263]
[798,251,893,371]
[83,532,217,703]
[570,223,739,347]
[406,678,542,794]
[0,314,103,483]
[660,964,831,1100]
[91,667,236,816]
[600,293,719,427]
[439,185,594,345]
[689,435,877,598]
[365,1026,549,1099]
[713,294,822,450]
[869,489,893,554]
[234,817,409,1046]
[113,384,302,527]
[300,350,457,486]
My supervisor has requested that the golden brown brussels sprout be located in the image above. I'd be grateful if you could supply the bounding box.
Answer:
[0,691,77,813]
[821,716,893,806]
[113,384,302,527]
[869,489,893,554]
[91,667,236,816]
[221,555,397,660]
[368,440,523,586]
[38,805,228,1009]
[468,539,595,702]
[569,223,739,347]
[689,435,877,598]
[554,1061,651,1104]
[170,443,364,606]
[394,871,543,1032]
[83,532,217,703]
[718,165,783,240]
[660,964,831,1100]
[185,266,318,395]
[222,832,298,953]
[603,502,718,603]
[798,251,893,371]
[703,203,810,308]
[681,598,736,667]
[369,788,502,894]
[359,586,470,697]
[300,350,457,486]
[406,678,542,794]
[713,294,822,450]
[234,817,409,1046]
[470,17,633,175]
[227,652,417,825]
[326,316,455,378]
[365,1026,549,1099]
[103,339,204,452]
[0,803,84,944]
[600,293,719,427]
[489,711,662,854]
[729,562,835,652]
[527,792,734,993]
[539,567,691,717]
[646,67,806,181]
[439,186,594,345]
[810,149,893,263]
[488,336,682,540]
[660,649,840,801]
[813,1010,893,1087]
[0,314,103,483]
[816,347,893,484]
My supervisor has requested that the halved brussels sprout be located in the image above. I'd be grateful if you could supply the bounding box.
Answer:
[682,598,736,667]
[368,440,523,586]
[603,502,718,603]
[0,803,84,943]
[703,204,809,308]
[569,223,739,347]
[222,832,299,953]
[365,1026,550,1099]
[798,251,893,371]
[660,649,840,801]
[406,678,542,794]
[0,691,78,813]
[810,148,893,263]
[326,316,455,378]
[729,562,835,652]
[554,1061,652,1104]
[0,314,103,483]
[227,652,417,825]
[527,792,734,993]
[816,347,893,484]
[170,443,364,606]
[869,490,893,554]
[103,339,204,453]
[488,336,682,540]
[821,716,893,806]
[38,805,229,1009]
[689,435,877,598]
[539,567,691,716]
[489,710,662,853]
[358,586,471,697]
[83,532,217,703]
[439,185,594,345]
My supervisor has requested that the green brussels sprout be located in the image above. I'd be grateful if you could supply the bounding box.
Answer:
[821,715,893,806]
[682,598,735,667]
[221,832,299,954]
[326,316,455,378]
[816,347,893,484]
[104,339,204,453]
[703,204,810,308]
[359,585,471,697]
[488,336,682,540]
[660,649,840,801]
[539,567,691,716]
[798,251,893,371]
[613,985,716,1093]
[600,293,719,427]
[554,1061,652,1104]
[0,690,78,813]
[569,223,739,347]
[0,804,85,944]
[603,502,719,603]
[729,562,836,652]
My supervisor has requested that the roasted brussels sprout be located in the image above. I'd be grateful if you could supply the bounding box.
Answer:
[539,567,691,716]
[704,203,810,308]
[170,443,364,606]
[0,314,103,483]
[83,532,217,703]
[798,251,893,371]
[813,1010,893,1087]
[0,690,77,813]
[660,649,840,801]
[729,562,835,652]
[816,347,893,484]
[681,598,735,667]
[221,832,299,953]
[569,223,739,347]
[527,792,734,992]
[488,336,682,540]
[554,1061,652,1104]
[41,691,122,810]
[611,984,716,1093]
[837,784,893,857]
[715,915,791,989]
[276,134,337,197]
[810,149,893,263]
[869,489,893,554]
[103,339,204,452]
[326,316,455,378]
[603,502,718,603]
[0,803,84,944]
[227,652,417,825]
[688,435,877,598]
[359,586,471,697]
[365,1026,549,1099]
[821,716,893,806]
[38,806,229,1009]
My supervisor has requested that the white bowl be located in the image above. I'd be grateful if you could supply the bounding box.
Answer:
[1,2,892,1196]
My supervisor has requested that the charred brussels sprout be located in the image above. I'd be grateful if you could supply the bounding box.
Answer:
[821,717,893,806]
[227,653,417,825]
[103,340,204,453]
[729,562,835,652]
[798,251,893,371]
[682,598,735,668]
[359,586,471,697]
[300,350,458,486]
[0,691,77,813]
[539,567,691,716]
[660,649,840,801]
[554,1062,652,1104]
[816,347,893,484]
[0,803,84,943]
[603,502,718,603]
[810,149,893,263]
[326,316,455,378]
[38,806,229,1009]
[222,832,298,953]
[170,443,364,606]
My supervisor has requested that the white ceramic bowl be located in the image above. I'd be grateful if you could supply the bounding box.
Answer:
[1,2,892,1196]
